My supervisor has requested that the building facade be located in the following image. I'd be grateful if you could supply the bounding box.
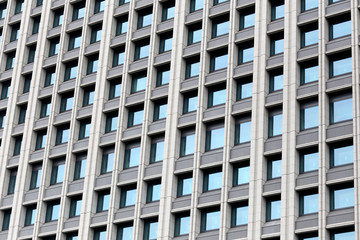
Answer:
[0,0,357,239]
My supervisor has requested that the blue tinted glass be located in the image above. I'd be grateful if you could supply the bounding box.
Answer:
[79,159,86,178]
[66,97,74,110]
[95,30,102,41]
[271,114,283,136]
[160,70,170,85]
[303,0,318,11]
[111,116,118,131]
[242,13,255,29]
[189,62,200,77]
[303,65,318,83]
[106,153,114,172]
[62,129,70,143]
[270,200,281,220]
[303,106,318,129]
[302,152,318,172]
[51,204,60,220]
[331,20,351,39]
[209,128,224,149]
[303,237,318,240]
[88,91,95,104]
[333,231,355,240]
[128,147,140,167]
[332,98,353,123]
[119,21,128,34]
[331,57,352,77]
[116,52,125,65]
[30,209,36,224]
[214,21,229,37]
[191,29,202,44]
[239,121,251,143]
[303,29,318,46]
[142,13,152,27]
[192,0,203,11]
[84,123,91,137]
[235,206,248,225]
[237,166,250,185]
[57,164,65,182]
[103,194,110,210]
[240,82,252,99]
[74,36,81,48]
[333,145,353,166]
[154,141,164,162]
[134,76,147,92]
[133,110,144,125]
[139,45,149,59]
[271,74,283,91]
[273,39,284,55]
[78,7,85,19]
[178,216,190,235]
[333,187,354,209]
[273,4,284,19]
[36,169,42,188]
[211,89,226,106]
[186,96,197,112]
[182,177,192,195]
[152,184,161,201]
[241,47,254,63]
[303,194,318,214]
[184,134,195,155]
[148,222,158,239]
[158,104,167,119]
[205,211,220,230]
[121,226,133,239]
[213,54,228,71]
[270,159,282,178]
[113,83,121,97]
[75,199,82,216]
[125,189,136,206]
[207,171,222,190]
[70,66,78,79]
[99,1,105,11]
[165,6,175,20]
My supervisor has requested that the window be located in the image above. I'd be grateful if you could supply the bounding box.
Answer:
[101,148,114,174]
[5,51,16,70]
[235,118,251,144]
[177,174,192,197]
[116,16,128,35]
[24,205,36,226]
[109,80,121,99]
[239,7,255,30]
[69,197,82,217]
[300,62,318,84]
[83,87,95,106]
[23,75,31,93]
[94,0,105,14]
[146,180,161,203]
[203,169,222,192]
[143,219,158,240]
[49,38,60,57]
[268,111,283,137]
[112,47,125,67]
[90,25,102,43]
[97,191,110,212]
[329,17,351,40]
[208,86,226,107]
[119,0,130,5]
[330,230,355,240]
[205,125,224,151]
[266,197,281,221]
[156,66,170,87]
[330,143,353,167]
[13,136,22,156]
[300,103,318,130]
[174,213,190,236]
[162,2,175,21]
[60,94,74,112]
[0,111,6,129]
[210,51,228,72]
[117,224,133,240]
[301,26,318,47]
[15,0,24,14]
[105,112,118,133]
[190,0,203,13]
[299,191,318,215]
[124,144,140,169]
[329,54,352,77]
[2,210,11,230]
[74,155,86,180]
[269,70,283,92]
[330,186,354,210]
[68,31,82,50]
[267,157,282,179]
[66,233,79,240]
[53,9,64,28]
[35,130,47,150]
[214,0,228,5]
[30,164,42,190]
[236,77,253,100]
[127,107,144,127]
[231,204,248,226]
[45,68,56,86]
[28,45,36,63]
[159,34,172,54]
[94,228,107,240]
[7,169,17,195]
[200,208,220,232]
[185,58,200,79]
[134,40,150,60]
[0,3,6,19]
[87,55,99,75]
[120,185,137,207]
[50,160,65,185]
[233,162,250,186]
[153,101,167,121]
[299,235,318,240]
[301,0,318,12]
[10,24,20,42]
[188,23,202,45]
[137,8,152,29]
[330,96,352,124]
[64,61,78,81]
[32,16,41,34]
[150,138,164,163]
[270,34,284,56]
[18,104,27,124]
[55,125,70,145]
[271,0,284,20]
[45,201,60,222]
[183,91,198,114]
[72,1,85,21]
[79,119,91,139]
[238,43,254,64]
[0,81,9,100]
[40,98,51,118]
[180,130,195,157]
[300,149,318,173]
[212,16,229,38]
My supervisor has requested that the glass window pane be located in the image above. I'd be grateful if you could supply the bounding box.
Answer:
[132,76,147,92]
[133,110,144,125]
[302,29,318,47]
[331,20,351,39]
[208,128,224,150]
[302,0,318,11]
[236,121,251,144]
[210,89,226,106]
[240,47,254,64]
[241,12,255,29]
[238,82,253,99]
[270,114,283,136]
[152,141,164,162]
[269,200,281,220]
[301,152,318,173]
[302,65,318,84]
[184,95,197,113]
[272,38,284,55]
[333,145,353,167]
[234,206,248,225]
[120,226,133,240]
[213,21,229,37]
[52,204,60,220]
[189,28,202,44]
[302,194,318,215]
[331,98,353,123]
[187,62,200,78]
[127,147,140,168]
[331,57,352,77]
[333,187,354,209]
[177,216,190,235]
[236,166,250,185]
[190,0,203,12]
[270,74,283,92]
[205,211,220,230]
[212,54,228,71]
[268,159,282,179]
[302,106,318,130]
[125,189,136,206]
[179,177,192,196]
[207,171,222,191]
[151,184,161,201]
[181,134,195,156]
[148,222,158,240]
[332,231,355,240]
[272,4,284,20]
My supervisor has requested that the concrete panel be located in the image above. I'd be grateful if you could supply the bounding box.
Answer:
[267,19,284,34]
[8,156,20,166]
[145,162,163,177]
[4,41,18,51]
[327,207,354,225]
[23,63,34,74]
[227,226,247,239]
[262,221,280,235]
[297,82,318,98]
[326,121,352,139]
[107,65,123,79]
[0,232,7,239]
[30,149,45,160]
[172,195,192,210]
[327,164,353,181]
[157,19,174,33]
[185,10,203,24]
[198,190,221,205]
[31,6,42,16]
[180,77,199,91]
[205,69,227,84]
[122,126,142,140]
[132,26,151,41]
[44,184,63,198]
[19,226,34,237]
[183,43,201,57]
[54,111,72,124]
[297,45,318,61]
[235,27,255,43]
[81,74,97,86]
[63,217,80,230]
[325,0,351,16]
[207,35,229,50]
[263,179,281,193]
[67,19,83,32]
[104,99,120,111]
[148,120,166,134]
[200,149,223,166]
[266,54,283,69]
[114,206,135,221]
[13,124,24,135]
[230,143,251,159]
[209,1,230,17]
[295,214,318,230]
[297,8,318,25]
[296,171,318,187]
[141,202,160,216]
[85,41,101,55]
[0,69,13,80]
[52,0,65,8]
[228,184,249,200]
[88,12,104,25]
[265,91,283,105]
[24,190,39,203]
[34,117,49,129]
[129,58,148,73]
[197,230,219,240]
[77,105,93,118]
[48,26,62,38]
[1,195,13,207]
[110,34,127,47]
[326,36,351,53]
[58,79,76,92]
[232,98,252,114]
[326,73,352,90]
[296,129,318,146]
[49,144,68,157]
[114,3,130,16]
[178,112,197,127]
[175,155,194,171]
[100,131,117,145]
[236,0,255,8]
[264,136,282,152]
[91,211,108,224]
[203,105,225,121]
[9,13,22,23]
[63,48,80,62]
[154,51,172,65]
[118,168,138,183]
[73,139,89,152]
[135,0,153,9]
[151,85,169,99]
[68,179,84,193]
[0,99,8,109]
[39,221,58,234]
[43,55,58,67]
[18,93,29,103]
